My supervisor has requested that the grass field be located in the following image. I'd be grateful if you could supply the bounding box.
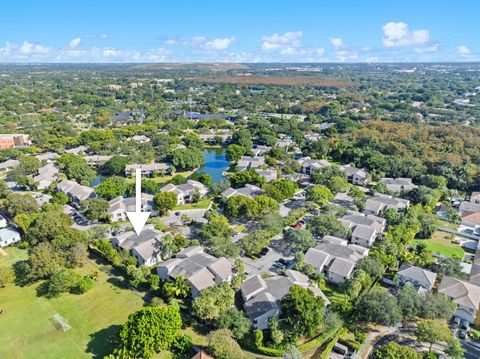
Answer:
[322,283,345,304]
[0,248,208,359]
[174,198,212,211]
[412,230,465,258]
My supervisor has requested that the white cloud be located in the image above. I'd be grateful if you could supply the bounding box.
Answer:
[19,41,51,55]
[415,44,439,53]
[69,37,81,48]
[261,31,303,52]
[314,48,325,57]
[102,48,120,57]
[457,45,471,55]
[330,37,343,49]
[164,39,178,45]
[204,37,236,50]
[382,22,429,47]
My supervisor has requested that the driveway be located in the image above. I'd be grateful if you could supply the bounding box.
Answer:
[162,209,208,226]
[241,247,291,276]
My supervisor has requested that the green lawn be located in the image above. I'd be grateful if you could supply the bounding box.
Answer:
[0,246,28,268]
[0,248,207,359]
[412,230,465,258]
[174,198,212,210]
[322,283,345,304]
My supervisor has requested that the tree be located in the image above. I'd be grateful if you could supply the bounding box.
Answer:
[306,185,333,207]
[27,242,64,280]
[280,285,325,339]
[284,229,315,252]
[216,308,251,340]
[163,275,190,299]
[51,191,69,205]
[101,156,129,175]
[358,255,385,279]
[170,147,204,170]
[357,289,401,326]
[184,132,204,150]
[229,169,264,188]
[397,285,421,319]
[240,230,272,257]
[225,144,246,162]
[82,198,109,221]
[307,214,346,238]
[199,213,238,257]
[46,268,82,297]
[415,319,453,352]
[95,176,127,200]
[265,179,297,201]
[232,129,252,149]
[208,329,246,359]
[10,156,41,180]
[119,304,184,358]
[431,256,467,280]
[372,342,418,359]
[153,192,177,215]
[58,154,96,185]
[192,283,235,321]
[445,339,465,359]
[418,292,455,320]
[2,192,38,217]
[0,267,15,287]
[190,172,212,186]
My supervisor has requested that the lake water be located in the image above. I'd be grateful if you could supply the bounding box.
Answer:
[195,148,230,183]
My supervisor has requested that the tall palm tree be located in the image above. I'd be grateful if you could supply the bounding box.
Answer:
[164,275,190,298]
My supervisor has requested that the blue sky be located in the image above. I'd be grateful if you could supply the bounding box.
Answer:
[0,0,478,63]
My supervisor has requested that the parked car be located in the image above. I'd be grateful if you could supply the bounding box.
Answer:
[259,247,270,256]
[461,319,469,330]
[451,317,461,328]
[459,329,467,339]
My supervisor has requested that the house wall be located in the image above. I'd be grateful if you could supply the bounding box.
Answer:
[453,304,477,324]
[327,271,350,285]
[252,309,279,330]
[351,236,374,248]
[0,232,21,248]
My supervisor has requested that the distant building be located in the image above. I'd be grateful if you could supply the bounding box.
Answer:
[470,192,480,205]
[297,156,331,175]
[83,155,114,167]
[0,227,21,248]
[0,214,7,228]
[380,178,417,194]
[255,169,277,182]
[34,163,59,190]
[112,110,146,123]
[160,180,208,205]
[459,201,480,235]
[125,163,170,177]
[0,159,20,173]
[108,194,155,222]
[111,226,164,266]
[221,184,263,199]
[339,165,369,186]
[0,134,31,149]
[57,180,95,205]
[35,152,60,163]
[236,156,265,171]
[251,145,271,157]
[157,246,233,298]
[363,193,410,216]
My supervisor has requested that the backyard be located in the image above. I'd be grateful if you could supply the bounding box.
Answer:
[412,230,465,258]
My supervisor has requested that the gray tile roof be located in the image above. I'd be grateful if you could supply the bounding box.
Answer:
[398,263,437,288]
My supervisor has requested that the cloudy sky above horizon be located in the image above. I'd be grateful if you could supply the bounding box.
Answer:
[0,0,478,63]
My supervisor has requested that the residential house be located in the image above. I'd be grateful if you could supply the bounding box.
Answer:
[251,145,271,157]
[350,225,377,248]
[125,163,170,177]
[236,156,265,171]
[0,159,20,173]
[160,180,208,205]
[83,155,113,167]
[35,152,60,163]
[297,157,331,175]
[459,201,480,235]
[380,178,418,194]
[303,236,368,285]
[255,169,277,182]
[111,226,164,266]
[34,163,58,190]
[469,244,480,286]
[363,193,410,216]
[241,270,329,329]
[57,179,95,205]
[341,212,385,247]
[438,276,480,325]
[157,246,233,298]
[65,145,87,155]
[112,110,146,123]
[108,193,155,222]
[339,164,369,186]
[0,227,21,248]
[397,264,437,291]
[191,351,214,359]
[131,135,150,143]
[221,184,263,199]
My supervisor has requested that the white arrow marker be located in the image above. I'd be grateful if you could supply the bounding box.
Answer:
[126,168,151,235]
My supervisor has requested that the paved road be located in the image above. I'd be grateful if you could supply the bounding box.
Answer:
[462,338,480,359]
[356,327,396,358]
[241,247,290,276]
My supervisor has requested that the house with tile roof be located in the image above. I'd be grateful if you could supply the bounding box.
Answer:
[111,226,164,266]
[160,180,208,205]
[438,276,480,325]
[397,264,437,291]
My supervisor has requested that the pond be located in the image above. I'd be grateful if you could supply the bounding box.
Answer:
[90,176,107,187]
[195,147,230,183]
